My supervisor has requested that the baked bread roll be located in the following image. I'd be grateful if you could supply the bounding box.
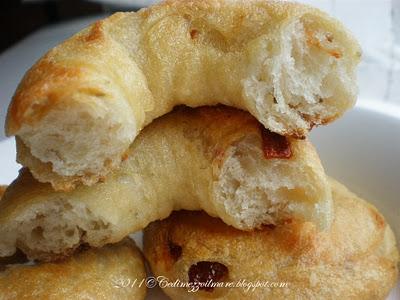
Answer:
[143,179,399,300]
[0,187,146,299]
[0,239,146,300]
[0,107,331,261]
[5,0,361,189]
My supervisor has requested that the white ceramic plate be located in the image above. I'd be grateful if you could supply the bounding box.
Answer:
[0,101,398,299]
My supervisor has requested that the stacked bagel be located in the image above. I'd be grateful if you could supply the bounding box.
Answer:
[0,0,398,299]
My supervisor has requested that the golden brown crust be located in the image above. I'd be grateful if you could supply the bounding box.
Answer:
[0,239,147,299]
[6,60,82,133]
[143,178,399,299]
[0,186,6,198]
[0,107,332,261]
[6,0,361,188]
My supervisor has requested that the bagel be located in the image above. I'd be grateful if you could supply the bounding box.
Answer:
[0,187,146,299]
[143,179,399,300]
[0,239,147,300]
[0,106,331,261]
[0,240,147,300]
[5,0,361,189]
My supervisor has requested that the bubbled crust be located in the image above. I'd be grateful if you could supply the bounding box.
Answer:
[143,178,399,300]
[6,0,361,188]
[5,15,151,135]
[5,0,360,134]
[0,107,331,261]
[0,239,147,300]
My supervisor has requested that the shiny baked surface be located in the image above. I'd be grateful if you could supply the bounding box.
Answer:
[144,178,399,300]
[0,107,332,261]
[0,238,146,300]
[6,0,360,189]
